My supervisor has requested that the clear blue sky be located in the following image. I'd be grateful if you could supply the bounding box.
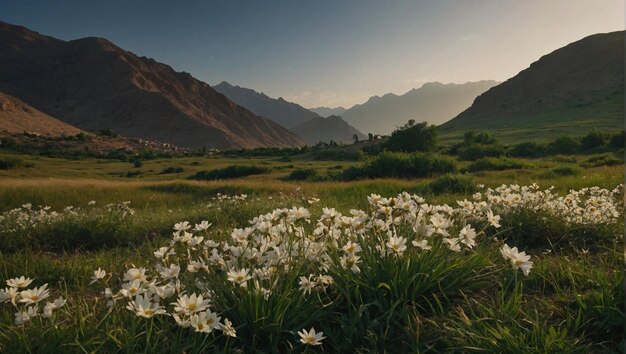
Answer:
[1,0,623,108]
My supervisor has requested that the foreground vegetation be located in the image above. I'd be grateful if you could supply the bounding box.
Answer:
[0,125,623,352]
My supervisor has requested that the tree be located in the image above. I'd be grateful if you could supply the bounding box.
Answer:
[384,121,438,152]
[368,133,373,141]
[353,134,359,143]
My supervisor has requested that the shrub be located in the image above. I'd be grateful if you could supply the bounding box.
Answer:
[285,168,318,181]
[580,131,606,150]
[313,150,363,161]
[98,128,118,137]
[508,142,546,158]
[457,144,505,161]
[551,166,581,176]
[340,152,457,180]
[609,131,624,148]
[160,166,185,174]
[384,121,438,152]
[581,154,622,168]
[0,136,17,149]
[189,165,269,180]
[427,174,476,194]
[465,157,525,172]
[547,136,581,155]
[0,157,21,170]
[132,158,143,168]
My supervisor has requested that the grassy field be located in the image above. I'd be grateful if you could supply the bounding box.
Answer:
[0,148,623,353]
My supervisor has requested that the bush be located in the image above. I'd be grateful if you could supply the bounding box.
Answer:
[0,157,21,170]
[285,168,318,181]
[457,144,505,161]
[427,174,476,194]
[580,131,606,150]
[340,152,457,180]
[189,165,269,180]
[508,142,546,158]
[551,166,581,176]
[0,136,17,149]
[132,158,143,168]
[547,136,581,155]
[160,166,185,174]
[384,121,438,152]
[581,154,622,168]
[314,150,363,161]
[98,128,118,137]
[465,157,526,172]
[609,131,624,149]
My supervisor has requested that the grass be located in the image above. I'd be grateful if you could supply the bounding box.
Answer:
[0,148,623,352]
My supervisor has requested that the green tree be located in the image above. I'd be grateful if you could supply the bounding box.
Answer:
[384,121,438,152]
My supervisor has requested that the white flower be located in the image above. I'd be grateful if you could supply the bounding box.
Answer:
[220,318,237,337]
[6,276,33,289]
[173,221,191,232]
[42,297,66,318]
[173,293,210,315]
[194,221,211,231]
[339,254,361,274]
[0,287,19,305]
[158,264,180,280]
[19,284,50,305]
[298,275,316,296]
[154,246,175,259]
[500,244,533,276]
[298,327,326,346]
[412,239,431,251]
[458,225,477,249]
[126,294,166,318]
[15,306,37,325]
[120,279,146,298]
[227,268,252,287]
[341,241,362,255]
[123,268,147,282]
[88,200,96,205]
[386,235,407,255]
[90,268,107,284]
[486,210,501,228]
[190,310,221,333]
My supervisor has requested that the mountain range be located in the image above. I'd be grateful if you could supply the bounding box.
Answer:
[0,21,303,149]
[309,106,347,118]
[441,30,624,141]
[341,81,499,135]
[213,81,364,145]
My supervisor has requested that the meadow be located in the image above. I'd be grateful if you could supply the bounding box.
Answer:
[0,136,623,353]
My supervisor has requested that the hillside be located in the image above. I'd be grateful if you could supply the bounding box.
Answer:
[213,81,318,129]
[309,106,347,118]
[440,31,624,142]
[342,81,499,135]
[0,91,82,136]
[290,115,366,145]
[0,22,304,149]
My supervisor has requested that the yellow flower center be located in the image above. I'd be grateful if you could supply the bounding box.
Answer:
[188,303,196,311]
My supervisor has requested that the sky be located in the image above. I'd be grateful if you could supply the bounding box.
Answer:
[1,0,624,108]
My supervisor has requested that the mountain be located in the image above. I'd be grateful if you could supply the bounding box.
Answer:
[212,81,365,144]
[290,115,366,145]
[309,106,346,118]
[441,31,624,142]
[342,81,499,135]
[213,81,318,129]
[0,91,82,136]
[0,22,304,149]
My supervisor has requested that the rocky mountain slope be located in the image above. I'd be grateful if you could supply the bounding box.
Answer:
[441,31,624,138]
[290,115,366,145]
[0,22,304,149]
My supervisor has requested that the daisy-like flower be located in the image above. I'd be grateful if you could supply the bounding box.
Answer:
[42,297,66,318]
[158,264,180,280]
[458,225,477,249]
[190,310,221,333]
[173,221,191,232]
[220,318,237,337]
[6,276,33,289]
[173,293,210,315]
[412,239,432,251]
[298,275,317,296]
[0,287,19,305]
[194,221,211,231]
[342,241,362,255]
[226,268,252,287]
[500,244,533,276]
[187,260,207,273]
[90,268,107,284]
[486,210,501,228]
[154,246,175,259]
[386,235,407,255]
[339,254,361,274]
[15,306,37,325]
[298,327,326,346]
[19,284,50,305]
[123,268,147,282]
[119,279,146,298]
[126,294,166,318]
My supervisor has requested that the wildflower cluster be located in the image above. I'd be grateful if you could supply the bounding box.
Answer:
[475,184,623,226]
[0,277,66,325]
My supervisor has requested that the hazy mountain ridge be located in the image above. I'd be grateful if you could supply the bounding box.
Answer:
[441,31,624,136]
[342,81,499,135]
[309,106,347,118]
[213,81,364,145]
[213,81,319,129]
[290,115,367,145]
[0,22,304,149]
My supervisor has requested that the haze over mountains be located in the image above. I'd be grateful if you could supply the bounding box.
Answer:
[341,81,499,135]
[213,81,364,145]
[0,22,304,149]
[441,30,624,140]
[309,106,347,118]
